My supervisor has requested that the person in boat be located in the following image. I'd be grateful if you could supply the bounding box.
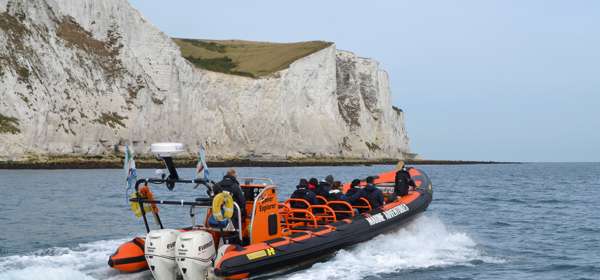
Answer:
[213,168,246,230]
[308,178,319,192]
[346,179,366,205]
[315,176,332,200]
[308,178,324,204]
[327,181,353,218]
[290,178,317,208]
[315,180,331,198]
[364,176,385,209]
[327,181,346,201]
[393,161,415,199]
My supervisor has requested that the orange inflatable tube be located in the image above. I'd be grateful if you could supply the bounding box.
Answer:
[108,237,148,273]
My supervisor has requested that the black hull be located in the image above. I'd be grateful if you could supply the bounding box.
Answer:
[216,187,433,278]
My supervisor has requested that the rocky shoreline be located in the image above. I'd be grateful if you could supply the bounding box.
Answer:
[0,157,513,169]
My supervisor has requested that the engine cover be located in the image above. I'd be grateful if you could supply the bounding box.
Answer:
[176,231,216,280]
[145,229,180,280]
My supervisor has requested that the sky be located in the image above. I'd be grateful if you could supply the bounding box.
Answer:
[128,0,600,162]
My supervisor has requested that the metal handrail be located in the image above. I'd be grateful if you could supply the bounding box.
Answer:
[249,185,277,244]
[239,177,274,186]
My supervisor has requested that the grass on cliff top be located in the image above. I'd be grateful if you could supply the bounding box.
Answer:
[173,39,332,78]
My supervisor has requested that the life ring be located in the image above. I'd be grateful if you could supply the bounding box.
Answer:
[130,184,159,217]
[212,192,234,221]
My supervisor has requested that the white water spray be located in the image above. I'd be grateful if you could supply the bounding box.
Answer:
[0,215,498,280]
[281,215,501,280]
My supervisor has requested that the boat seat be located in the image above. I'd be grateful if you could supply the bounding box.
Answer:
[315,195,328,205]
[286,209,318,229]
[352,198,372,213]
[308,205,337,224]
[327,201,355,220]
[291,226,328,232]
[286,198,310,209]
[289,231,309,238]
[330,220,350,227]
[265,237,287,245]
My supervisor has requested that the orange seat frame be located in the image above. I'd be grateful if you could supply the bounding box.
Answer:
[308,205,337,224]
[327,200,355,219]
[353,197,372,212]
[285,198,310,209]
[286,209,318,230]
[315,195,328,205]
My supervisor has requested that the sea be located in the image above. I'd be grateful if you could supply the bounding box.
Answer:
[0,163,598,280]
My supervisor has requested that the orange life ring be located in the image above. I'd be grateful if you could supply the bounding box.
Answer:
[139,184,159,214]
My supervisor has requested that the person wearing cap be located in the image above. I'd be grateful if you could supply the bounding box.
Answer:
[393,161,415,199]
[364,176,385,209]
[290,178,317,208]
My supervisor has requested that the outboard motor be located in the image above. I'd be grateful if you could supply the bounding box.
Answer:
[176,231,216,280]
[145,229,180,280]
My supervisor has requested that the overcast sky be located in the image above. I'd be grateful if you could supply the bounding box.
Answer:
[129,0,600,162]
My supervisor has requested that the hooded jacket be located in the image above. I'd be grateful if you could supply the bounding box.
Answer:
[365,183,385,209]
[290,186,317,208]
[213,175,246,217]
[394,168,415,196]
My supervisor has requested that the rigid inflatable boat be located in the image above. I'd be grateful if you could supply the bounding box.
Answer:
[109,143,433,280]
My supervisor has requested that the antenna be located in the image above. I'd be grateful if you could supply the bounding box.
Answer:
[151,143,185,190]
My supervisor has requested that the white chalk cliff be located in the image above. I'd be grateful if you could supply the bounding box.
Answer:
[0,0,411,161]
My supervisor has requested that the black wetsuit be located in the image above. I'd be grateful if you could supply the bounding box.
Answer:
[213,175,246,228]
[290,187,317,208]
[315,182,331,200]
[327,189,352,219]
[365,183,385,209]
[394,168,415,196]
[346,187,367,205]
[327,189,347,202]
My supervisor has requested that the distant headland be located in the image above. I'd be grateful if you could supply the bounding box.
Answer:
[0,157,514,169]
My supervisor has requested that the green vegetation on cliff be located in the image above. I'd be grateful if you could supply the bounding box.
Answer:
[0,113,20,134]
[94,112,126,129]
[173,39,332,78]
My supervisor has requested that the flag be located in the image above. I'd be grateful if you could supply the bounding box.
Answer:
[195,144,209,181]
[124,144,137,189]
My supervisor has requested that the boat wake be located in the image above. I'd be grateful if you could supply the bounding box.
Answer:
[280,214,502,280]
[0,239,151,280]
[0,215,498,280]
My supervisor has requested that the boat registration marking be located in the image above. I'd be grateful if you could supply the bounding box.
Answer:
[246,248,275,260]
[366,204,409,226]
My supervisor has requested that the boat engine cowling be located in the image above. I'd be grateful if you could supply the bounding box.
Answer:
[176,231,216,280]
[145,229,180,280]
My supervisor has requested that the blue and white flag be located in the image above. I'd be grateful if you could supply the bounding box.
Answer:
[195,144,209,181]
[124,144,137,189]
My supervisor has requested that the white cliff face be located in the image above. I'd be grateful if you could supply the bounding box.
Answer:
[0,0,411,161]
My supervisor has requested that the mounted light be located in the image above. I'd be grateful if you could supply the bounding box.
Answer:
[151,143,185,158]
[150,143,184,188]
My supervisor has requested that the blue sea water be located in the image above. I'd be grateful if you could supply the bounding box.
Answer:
[0,163,599,280]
